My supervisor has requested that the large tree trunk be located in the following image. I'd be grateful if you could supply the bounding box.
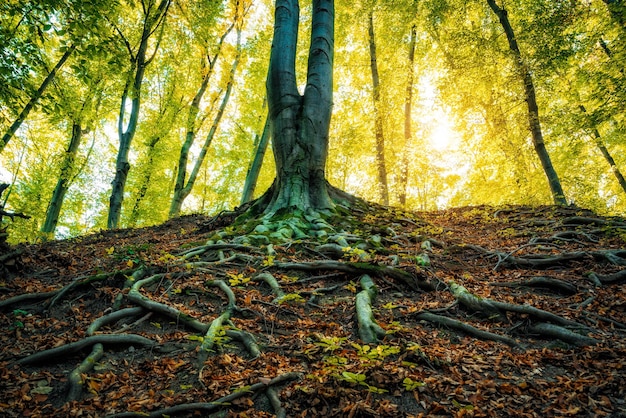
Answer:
[241,112,271,205]
[487,0,567,206]
[398,25,417,208]
[0,45,76,154]
[108,0,170,229]
[368,10,389,206]
[261,0,334,217]
[41,122,84,237]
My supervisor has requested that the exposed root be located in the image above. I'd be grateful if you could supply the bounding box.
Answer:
[489,276,578,295]
[198,280,237,365]
[414,311,518,347]
[0,290,59,310]
[527,322,598,346]
[588,269,626,285]
[275,259,432,291]
[355,275,386,344]
[86,307,145,335]
[255,272,286,302]
[225,329,261,358]
[66,343,104,402]
[16,334,155,365]
[128,273,209,333]
[107,372,302,418]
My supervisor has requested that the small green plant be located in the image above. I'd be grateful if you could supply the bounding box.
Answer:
[341,246,369,261]
[10,309,28,330]
[276,293,305,304]
[402,377,426,391]
[338,371,388,394]
[352,343,400,362]
[315,335,347,352]
[262,255,275,267]
[227,272,250,286]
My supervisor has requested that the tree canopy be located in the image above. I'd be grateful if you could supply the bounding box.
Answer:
[0,0,624,241]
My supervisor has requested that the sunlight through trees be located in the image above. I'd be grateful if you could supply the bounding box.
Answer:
[0,0,625,242]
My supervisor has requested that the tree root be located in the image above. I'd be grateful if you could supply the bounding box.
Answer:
[447,281,597,345]
[198,280,237,365]
[225,329,261,358]
[0,290,60,310]
[87,307,145,335]
[16,334,155,365]
[66,343,104,401]
[489,276,577,295]
[275,260,432,291]
[106,372,303,418]
[527,322,598,346]
[414,311,518,347]
[255,272,286,302]
[179,243,261,260]
[266,385,287,418]
[128,274,209,333]
[355,275,386,344]
[449,281,506,321]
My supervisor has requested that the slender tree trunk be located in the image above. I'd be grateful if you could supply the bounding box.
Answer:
[487,0,567,205]
[41,122,83,236]
[169,20,235,218]
[241,112,270,205]
[0,45,76,154]
[398,25,417,208]
[108,0,170,229]
[128,135,162,227]
[169,26,243,217]
[261,0,334,217]
[578,105,626,195]
[368,10,389,206]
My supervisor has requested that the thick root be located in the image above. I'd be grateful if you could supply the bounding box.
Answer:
[355,275,386,344]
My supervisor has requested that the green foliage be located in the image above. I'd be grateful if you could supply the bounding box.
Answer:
[3,0,626,245]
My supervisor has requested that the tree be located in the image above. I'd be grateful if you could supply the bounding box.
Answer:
[107,0,172,229]
[250,0,336,221]
[240,111,271,205]
[398,23,417,208]
[486,0,567,206]
[169,2,244,218]
[367,8,389,205]
[0,45,76,154]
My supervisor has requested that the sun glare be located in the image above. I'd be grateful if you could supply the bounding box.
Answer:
[416,74,460,153]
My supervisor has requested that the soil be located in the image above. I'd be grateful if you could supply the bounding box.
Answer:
[1,204,625,417]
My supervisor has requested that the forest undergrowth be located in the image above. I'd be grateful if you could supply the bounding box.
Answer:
[1,202,626,417]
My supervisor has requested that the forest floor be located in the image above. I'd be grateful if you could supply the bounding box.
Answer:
[1,203,626,417]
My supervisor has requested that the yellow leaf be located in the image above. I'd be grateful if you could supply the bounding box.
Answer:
[106,246,115,255]
[127,259,134,268]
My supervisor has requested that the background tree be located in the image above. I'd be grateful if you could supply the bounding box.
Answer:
[107,0,171,229]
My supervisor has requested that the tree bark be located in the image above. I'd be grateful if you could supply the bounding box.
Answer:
[368,10,389,206]
[487,0,567,206]
[262,0,334,216]
[0,45,76,154]
[108,0,171,229]
[241,112,271,205]
[398,25,417,208]
[41,122,84,236]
